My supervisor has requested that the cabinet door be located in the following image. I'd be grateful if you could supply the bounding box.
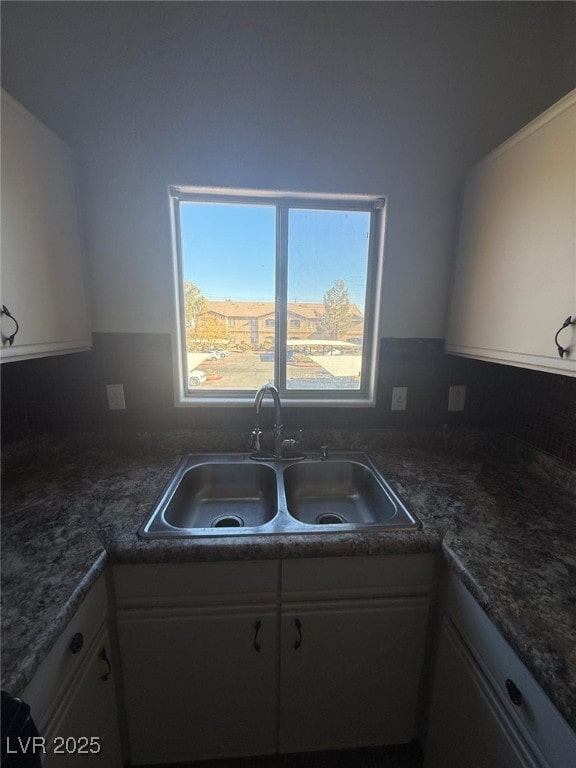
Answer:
[443,573,576,768]
[117,606,277,765]
[279,597,429,753]
[447,91,575,375]
[42,632,122,768]
[1,89,91,362]
[425,620,540,768]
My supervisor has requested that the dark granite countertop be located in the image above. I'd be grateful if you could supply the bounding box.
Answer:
[1,428,575,732]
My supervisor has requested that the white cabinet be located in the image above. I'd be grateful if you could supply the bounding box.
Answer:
[426,619,539,768]
[1,89,91,362]
[21,575,122,767]
[279,598,430,753]
[446,89,576,376]
[424,573,576,768]
[114,554,435,764]
[40,629,123,768]
[278,554,433,755]
[115,560,279,765]
[118,607,278,764]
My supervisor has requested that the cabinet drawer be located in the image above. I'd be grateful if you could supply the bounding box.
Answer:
[282,554,436,601]
[445,574,576,767]
[21,575,107,731]
[113,561,279,608]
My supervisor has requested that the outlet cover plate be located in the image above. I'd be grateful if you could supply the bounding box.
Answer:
[106,384,126,410]
[391,386,408,411]
[448,385,466,412]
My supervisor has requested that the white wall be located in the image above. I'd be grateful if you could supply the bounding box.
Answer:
[3,3,575,338]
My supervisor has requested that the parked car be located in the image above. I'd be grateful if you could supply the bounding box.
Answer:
[204,348,228,359]
[188,369,207,387]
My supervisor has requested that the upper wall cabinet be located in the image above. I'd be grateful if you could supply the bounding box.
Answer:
[446,89,575,376]
[1,89,91,363]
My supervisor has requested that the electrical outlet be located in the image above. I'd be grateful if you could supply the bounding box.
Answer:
[448,385,466,412]
[106,384,126,410]
[391,386,407,411]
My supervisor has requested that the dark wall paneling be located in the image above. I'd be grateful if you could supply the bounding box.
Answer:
[2,334,575,466]
[475,362,576,466]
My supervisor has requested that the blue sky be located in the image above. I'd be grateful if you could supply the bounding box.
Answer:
[180,203,370,309]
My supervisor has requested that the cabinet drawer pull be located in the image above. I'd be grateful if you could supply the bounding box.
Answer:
[69,632,84,654]
[294,618,303,650]
[253,620,262,653]
[1,305,19,346]
[99,646,112,681]
[505,678,523,706]
[554,315,575,358]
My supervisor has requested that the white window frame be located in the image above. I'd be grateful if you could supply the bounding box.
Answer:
[169,186,386,407]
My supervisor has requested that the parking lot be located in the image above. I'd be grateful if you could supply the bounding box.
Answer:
[192,351,274,389]
[187,351,360,390]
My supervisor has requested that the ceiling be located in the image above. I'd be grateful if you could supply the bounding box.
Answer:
[2,1,575,155]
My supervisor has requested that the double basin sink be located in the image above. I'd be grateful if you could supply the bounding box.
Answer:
[139,453,419,538]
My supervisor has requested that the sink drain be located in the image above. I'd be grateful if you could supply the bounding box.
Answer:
[212,515,244,528]
[316,512,347,525]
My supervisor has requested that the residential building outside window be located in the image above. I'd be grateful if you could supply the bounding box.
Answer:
[170,187,386,406]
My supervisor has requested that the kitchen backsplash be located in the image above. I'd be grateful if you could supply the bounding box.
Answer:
[2,334,575,465]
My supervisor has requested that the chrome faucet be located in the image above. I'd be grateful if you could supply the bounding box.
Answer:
[254,382,284,458]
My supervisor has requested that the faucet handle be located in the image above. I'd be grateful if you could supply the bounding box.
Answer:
[282,428,302,448]
[251,425,262,451]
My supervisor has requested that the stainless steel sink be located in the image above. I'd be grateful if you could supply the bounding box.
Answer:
[140,458,278,536]
[139,452,419,538]
[284,460,398,526]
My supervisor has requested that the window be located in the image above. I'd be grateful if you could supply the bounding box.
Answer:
[171,187,385,406]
